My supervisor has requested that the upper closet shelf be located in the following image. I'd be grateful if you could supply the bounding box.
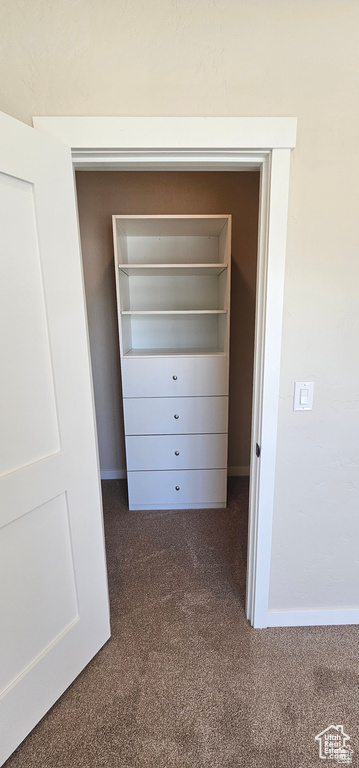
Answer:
[121,309,227,315]
[118,264,228,277]
[113,215,230,237]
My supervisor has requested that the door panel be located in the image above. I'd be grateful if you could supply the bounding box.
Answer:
[0,172,60,476]
[0,111,110,766]
[0,493,78,695]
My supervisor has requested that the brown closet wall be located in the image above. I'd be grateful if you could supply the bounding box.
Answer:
[76,171,260,475]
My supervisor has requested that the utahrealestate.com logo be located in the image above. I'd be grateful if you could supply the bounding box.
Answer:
[315,725,353,763]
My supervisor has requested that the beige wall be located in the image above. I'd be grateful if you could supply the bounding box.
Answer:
[75,171,260,474]
[1,0,359,613]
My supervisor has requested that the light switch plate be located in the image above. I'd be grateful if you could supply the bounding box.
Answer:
[294,381,314,411]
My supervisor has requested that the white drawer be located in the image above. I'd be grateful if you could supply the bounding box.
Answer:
[121,356,228,398]
[123,396,228,435]
[126,433,228,471]
[127,469,227,507]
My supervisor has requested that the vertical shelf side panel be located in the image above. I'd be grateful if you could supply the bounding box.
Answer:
[226,217,232,357]
[218,220,228,265]
[115,219,129,264]
[121,315,133,356]
[113,217,126,357]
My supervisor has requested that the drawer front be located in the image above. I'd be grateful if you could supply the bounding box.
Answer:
[128,469,227,506]
[123,396,228,436]
[126,433,228,471]
[121,356,228,398]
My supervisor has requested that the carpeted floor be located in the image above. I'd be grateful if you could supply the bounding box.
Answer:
[5,478,359,767]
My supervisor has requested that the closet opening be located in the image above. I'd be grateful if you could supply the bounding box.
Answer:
[75,171,260,610]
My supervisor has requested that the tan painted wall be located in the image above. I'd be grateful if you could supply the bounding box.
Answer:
[75,171,260,474]
[1,0,359,612]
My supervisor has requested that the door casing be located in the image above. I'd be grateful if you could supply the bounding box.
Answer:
[33,117,296,628]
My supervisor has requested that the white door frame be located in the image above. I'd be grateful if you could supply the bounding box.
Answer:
[34,117,296,628]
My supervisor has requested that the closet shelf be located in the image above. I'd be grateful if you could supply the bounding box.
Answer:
[118,263,228,277]
[123,347,227,357]
[121,309,227,315]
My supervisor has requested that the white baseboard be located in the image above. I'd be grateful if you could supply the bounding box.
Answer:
[101,467,250,480]
[267,608,359,628]
[100,470,126,480]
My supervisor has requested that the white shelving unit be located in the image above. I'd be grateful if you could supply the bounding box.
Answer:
[113,215,231,510]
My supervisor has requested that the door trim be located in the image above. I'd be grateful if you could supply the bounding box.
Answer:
[34,117,296,628]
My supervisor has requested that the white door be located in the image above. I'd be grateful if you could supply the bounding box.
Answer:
[0,112,110,765]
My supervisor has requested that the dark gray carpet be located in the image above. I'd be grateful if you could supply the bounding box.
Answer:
[5,478,359,767]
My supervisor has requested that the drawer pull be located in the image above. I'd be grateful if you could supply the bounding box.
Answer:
[172,375,178,380]
[175,486,180,491]
[174,450,179,456]
[174,414,179,419]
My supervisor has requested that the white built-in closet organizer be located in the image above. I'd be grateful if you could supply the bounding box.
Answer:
[113,215,231,510]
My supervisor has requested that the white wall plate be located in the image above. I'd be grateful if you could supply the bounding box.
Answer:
[294,381,314,411]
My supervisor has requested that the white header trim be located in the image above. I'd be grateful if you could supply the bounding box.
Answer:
[33,116,297,151]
